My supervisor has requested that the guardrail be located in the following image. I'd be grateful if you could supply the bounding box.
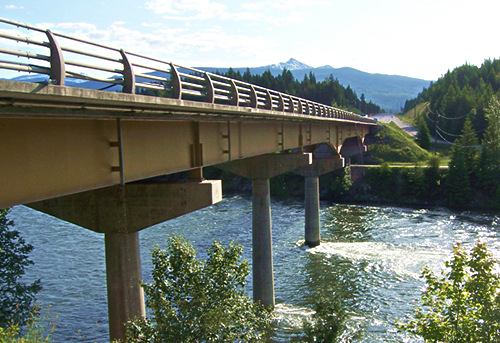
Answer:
[0,17,375,123]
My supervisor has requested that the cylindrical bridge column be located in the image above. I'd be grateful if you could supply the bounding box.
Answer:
[252,178,275,309]
[305,175,320,247]
[105,232,145,342]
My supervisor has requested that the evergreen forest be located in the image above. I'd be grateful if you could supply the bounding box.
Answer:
[403,58,500,140]
[220,67,383,114]
[401,59,500,209]
[138,67,383,114]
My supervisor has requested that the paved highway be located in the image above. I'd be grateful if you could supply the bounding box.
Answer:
[372,113,418,137]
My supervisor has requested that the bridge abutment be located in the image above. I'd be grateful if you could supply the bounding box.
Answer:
[217,153,312,308]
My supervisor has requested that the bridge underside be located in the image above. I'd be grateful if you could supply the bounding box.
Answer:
[0,81,370,208]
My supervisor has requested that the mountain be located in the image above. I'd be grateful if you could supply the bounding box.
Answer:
[197,59,432,112]
[5,58,431,112]
[269,58,313,71]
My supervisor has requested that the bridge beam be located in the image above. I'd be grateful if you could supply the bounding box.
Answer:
[294,156,344,247]
[26,180,222,342]
[217,153,312,308]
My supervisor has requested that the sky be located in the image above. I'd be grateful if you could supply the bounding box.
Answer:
[1,0,500,81]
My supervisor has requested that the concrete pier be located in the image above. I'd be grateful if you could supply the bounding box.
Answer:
[27,180,222,342]
[104,232,145,342]
[304,176,320,247]
[252,178,274,307]
[295,155,344,247]
[217,153,312,308]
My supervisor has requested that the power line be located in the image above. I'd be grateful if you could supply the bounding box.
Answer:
[436,124,487,137]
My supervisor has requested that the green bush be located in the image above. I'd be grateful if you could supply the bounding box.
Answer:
[127,236,272,342]
[0,209,41,328]
[302,301,346,343]
[396,242,500,342]
[0,308,55,343]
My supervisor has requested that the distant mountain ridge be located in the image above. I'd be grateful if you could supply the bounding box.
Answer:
[197,58,432,112]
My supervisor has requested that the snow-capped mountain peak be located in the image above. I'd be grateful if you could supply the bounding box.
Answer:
[270,58,312,71]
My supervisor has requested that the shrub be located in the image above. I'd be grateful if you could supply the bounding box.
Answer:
[396,242,500,342]
[0,209,41,328]
[127,236,272,342]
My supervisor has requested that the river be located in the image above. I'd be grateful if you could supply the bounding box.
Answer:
[9,195,500,342]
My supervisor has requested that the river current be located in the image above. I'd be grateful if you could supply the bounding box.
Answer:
[10,195,500,342]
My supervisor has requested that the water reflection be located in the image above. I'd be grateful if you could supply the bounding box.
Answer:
[322,205,377,242]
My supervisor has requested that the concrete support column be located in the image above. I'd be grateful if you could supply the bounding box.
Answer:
[105,231,145,342]
[295,154,345,248]
[26,181,223,342]
[251,178,274,308]
[304,175,320,247]
[216,153,312,309]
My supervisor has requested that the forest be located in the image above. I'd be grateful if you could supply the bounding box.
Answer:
[220,67,383,114]
[401,59,500,209]
[403,58,500,141]
[138,67,383,114]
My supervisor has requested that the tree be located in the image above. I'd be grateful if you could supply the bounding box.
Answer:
[478,96,500,207]
[0,208,41,328]
[303,300,346,343]
[445,117,478,207]
[396,242,500,342]
[416,116,431,150]
[126,235,272,343]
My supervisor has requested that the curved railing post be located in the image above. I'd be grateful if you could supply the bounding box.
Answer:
[120,50,135,94]
[287,95,294,113]
[230,80,239,106]
[278,93,284,111]
[204,73,214,103]
[250,85,258,108]
[297,99,303,114]
[305,101,311,115]
[265,90,272,110]
[170,63,181,99]
[45,30,65,86]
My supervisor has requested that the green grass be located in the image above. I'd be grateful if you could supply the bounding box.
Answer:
[368,121,432,163]
[397,102,430,126]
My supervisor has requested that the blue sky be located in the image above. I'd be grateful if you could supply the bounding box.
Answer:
[1,0,500,80]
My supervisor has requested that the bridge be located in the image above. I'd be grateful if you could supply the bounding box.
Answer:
[0,18,377,342]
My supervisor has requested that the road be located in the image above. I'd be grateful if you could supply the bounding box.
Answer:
[372,113,451,145]
[372,113,418,137]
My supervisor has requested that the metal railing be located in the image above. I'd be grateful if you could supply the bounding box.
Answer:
[0,17,375,123]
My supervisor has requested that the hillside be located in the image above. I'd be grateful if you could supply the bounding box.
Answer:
[197,58,432,112]
[403,58,500,140]
[367,121,431,163]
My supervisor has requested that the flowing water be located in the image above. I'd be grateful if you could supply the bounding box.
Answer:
[9,196,500,342]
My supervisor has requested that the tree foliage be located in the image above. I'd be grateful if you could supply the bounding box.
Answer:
[445,117,478,208]
[404,59,500,141]
[478,96,500,205]
[0,209,41,328]
[0,308,55,343]
[397,242,500,342]
[303,301,346,343]
[416,116,431,150]
[216,68,382,114]
[126,236,272,343]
